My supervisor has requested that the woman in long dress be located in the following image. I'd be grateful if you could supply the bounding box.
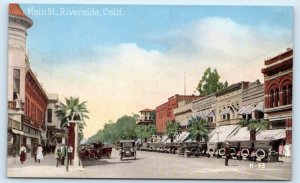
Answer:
[36,144,44,163]
[284,143,291,158]
[19,144,26,164]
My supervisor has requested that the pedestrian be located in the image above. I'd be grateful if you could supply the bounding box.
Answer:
[32,143,38,162]
[61,144,66,165]
[284,143,291,158]
[19,144,26,164]
[278,142,284,158]
[225,142,230,166]
[36,144,44,163]
[54,144,62,167]
[68,145,73,165]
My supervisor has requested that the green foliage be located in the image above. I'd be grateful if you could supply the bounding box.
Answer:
[197,67,228,96]
[166,120,181,142]
[239,119,269,132]
[55,96,89,141]
[188,116,209,142]
[135,124,156,142]
[87,114,141,145]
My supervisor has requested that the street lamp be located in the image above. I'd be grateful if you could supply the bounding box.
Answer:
[68,111,84,169]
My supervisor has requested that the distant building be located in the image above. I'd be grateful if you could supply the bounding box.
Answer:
[156,94,201,133]
[136,109,155,125]
[261,49,293,144]
[45,93,63,146]
[173,101,193,128]
[215,82,250,126]
[238,80,265,120]
[192,94,216,129]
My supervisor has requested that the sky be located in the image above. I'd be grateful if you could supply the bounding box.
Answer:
[20,4,293,138]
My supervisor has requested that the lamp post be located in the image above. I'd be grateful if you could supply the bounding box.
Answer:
[68,112,83,169]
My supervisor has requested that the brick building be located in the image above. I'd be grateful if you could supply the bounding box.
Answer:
[261,49,293,144]
[156,94,201,133]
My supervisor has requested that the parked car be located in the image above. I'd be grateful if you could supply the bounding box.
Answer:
[79,142,112,160]
[178,142,207,157]
[206,142,219,158]
[119,140,137,161]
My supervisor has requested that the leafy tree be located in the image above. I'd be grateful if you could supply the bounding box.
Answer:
[165,120,181,142]
[239,119,269,141]
[135,124,156,142]
[197,67,228,96]
[56,96,89,141]
[188,116,209,142]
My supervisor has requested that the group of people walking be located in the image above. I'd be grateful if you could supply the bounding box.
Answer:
[19,143,44,164]
[54,144,73,167]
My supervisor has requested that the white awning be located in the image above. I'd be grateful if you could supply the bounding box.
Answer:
[252,102,264,112]
[11,129,24,135]
[220,108,231,115]
[179,119,189,127]
[256,129,286,141]
[175,132,190,142]
[226,127,251,142]
[208,125,239,143]
[207,110,215,118]
[238,106,247,115]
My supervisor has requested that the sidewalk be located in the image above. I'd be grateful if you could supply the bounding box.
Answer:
[7,153,85,178]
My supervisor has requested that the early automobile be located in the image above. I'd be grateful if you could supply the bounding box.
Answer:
[119,140,137,161]
[79,142,112,160]
[178,142,207,157]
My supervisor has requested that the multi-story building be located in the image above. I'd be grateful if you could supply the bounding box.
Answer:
[45,93,63,146]
[7,4,48,156]
[156,94,201,133]
[238,80,265,120]
[136,109,155,125]
[192,94,216,129]
[173,101,193,127]
[261,49,293,144]
[215,82,250,126]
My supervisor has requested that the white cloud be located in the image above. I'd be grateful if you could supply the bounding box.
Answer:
[31,17,293,138]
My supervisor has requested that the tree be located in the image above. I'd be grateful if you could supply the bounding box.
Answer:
[165,120,181,142]
[188,116,209,142]
[239,119,269,141]
[55,96,89,144]
[135,124,156,142]
[197,67,228,96]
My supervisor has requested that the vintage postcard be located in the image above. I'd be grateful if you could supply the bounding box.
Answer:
[7,3,293,180]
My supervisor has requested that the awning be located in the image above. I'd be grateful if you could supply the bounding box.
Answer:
[11,129,24,135]
[238,106,247,115]
[175,132,190,142]
[256,129,286,141]
[243,105,254,115]
[226,127,251,142]
[179,119,189,127]
[252,102,264,112]
[208,125,239,143]
[220,108,231,115]
[207,110,215,118]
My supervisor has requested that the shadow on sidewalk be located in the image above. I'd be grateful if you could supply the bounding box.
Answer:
[82,159,133,167]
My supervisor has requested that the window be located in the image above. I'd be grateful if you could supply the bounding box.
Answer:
[282,86,287,105]
[47,109,52,123]
[13,69,20,100]
[275,88,280,107]
[270,90,274,108]
[288,84,292,104]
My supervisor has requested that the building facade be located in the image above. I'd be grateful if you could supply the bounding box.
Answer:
[238,80,265,120]
[7,4,48,156]
[261,49,293,144]
[136,109,155,125]
[192,94,216,129]
[156,94,200,133]
[173,101,193,127]
[215,82,250,127]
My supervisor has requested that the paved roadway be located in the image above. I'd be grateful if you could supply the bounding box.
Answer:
[7,149,291,180]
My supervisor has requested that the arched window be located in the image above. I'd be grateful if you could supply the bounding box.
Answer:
[288,84,292,104]
[282,86,287,105]
[270,90,274,108]
[275,88,280,107]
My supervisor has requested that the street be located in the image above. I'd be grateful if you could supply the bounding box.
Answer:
[7,149,291,180]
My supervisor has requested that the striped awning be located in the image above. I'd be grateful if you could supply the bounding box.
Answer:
[252,102,264,112]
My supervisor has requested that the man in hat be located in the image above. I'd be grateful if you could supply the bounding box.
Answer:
[225,142,230,166]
